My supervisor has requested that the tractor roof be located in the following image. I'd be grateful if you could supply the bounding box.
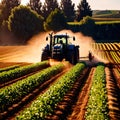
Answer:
[54,34,69,38]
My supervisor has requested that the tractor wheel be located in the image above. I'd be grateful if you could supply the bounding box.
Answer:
[41,51,49,61]
[67,51,75,64]
[74,47,79,63]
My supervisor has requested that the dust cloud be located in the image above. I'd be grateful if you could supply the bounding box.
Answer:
[27,30,95,63]
[56,30,95,58]
[0,30,100,63]
[0,32,49,63]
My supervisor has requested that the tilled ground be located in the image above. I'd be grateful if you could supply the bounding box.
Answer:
[105,67,120,120]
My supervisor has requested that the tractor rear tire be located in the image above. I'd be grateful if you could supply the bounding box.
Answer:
[67,51,75,64]
[41,51,49,61]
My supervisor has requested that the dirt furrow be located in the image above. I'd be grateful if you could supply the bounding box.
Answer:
[113,68,120,89]
[105,67,120,120]
[67,67,95,120]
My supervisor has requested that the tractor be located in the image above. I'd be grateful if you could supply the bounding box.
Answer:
[41,33,79,64]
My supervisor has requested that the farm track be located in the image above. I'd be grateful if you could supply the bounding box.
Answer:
[105,67,120,120]
[0,67,47,89]
[46,67,94,120]
[1,69,69,120]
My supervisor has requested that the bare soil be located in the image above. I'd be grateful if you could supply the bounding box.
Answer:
[46,67,94,120]
[105,67,120,120]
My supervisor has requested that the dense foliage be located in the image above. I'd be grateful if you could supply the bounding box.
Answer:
[8,5,44,41]
[0,0,20,21]
[79,16,96,36]
[42,0,59,19]
[0,0,20,30]
[16,63,86,120]
[44,8,67,31]
[76,0,92,21]
[27,0,43,15]
[95,22,120,42]
[60,0,75,22]
[68,19,120,42]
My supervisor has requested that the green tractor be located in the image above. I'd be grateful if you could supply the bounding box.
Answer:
[41,33,79,64]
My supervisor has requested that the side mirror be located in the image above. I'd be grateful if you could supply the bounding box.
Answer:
[46,37,48,41]
[73,36,75,41]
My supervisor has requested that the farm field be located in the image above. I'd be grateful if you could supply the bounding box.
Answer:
[0,43,120,120]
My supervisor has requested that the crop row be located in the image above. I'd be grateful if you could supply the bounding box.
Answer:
[16,62,86,120]
[85,63,109,120]
[105,67,120,119]
[91,43,120,64]
[110,51,120,63]
[0,63,64,113]
[0,61,49,84]
[0,65,19,73]
[91,43,119,51]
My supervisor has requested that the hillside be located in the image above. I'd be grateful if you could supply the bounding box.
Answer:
[93,10,120,18]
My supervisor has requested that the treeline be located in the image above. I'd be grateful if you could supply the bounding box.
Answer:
[68,19,120,43]
[0,0,92,43]
[0,0,119,44]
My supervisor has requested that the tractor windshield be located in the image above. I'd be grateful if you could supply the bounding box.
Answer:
[53,35,72,45]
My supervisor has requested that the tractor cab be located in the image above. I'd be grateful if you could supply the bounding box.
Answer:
[53,35,68,45]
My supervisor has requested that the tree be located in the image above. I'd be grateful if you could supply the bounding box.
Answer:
[42,0,59,19]
[80,16,95,36]
[76,0,92,21]
[28,0,43,15]
[8,5,44,42]
[44,8,67,32]
[0,0,20,21]
[60,0,75,22]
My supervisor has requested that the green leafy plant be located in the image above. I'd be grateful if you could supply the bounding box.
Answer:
[0,63,64,112]
[16,63,86,120]
[0,61,49,84]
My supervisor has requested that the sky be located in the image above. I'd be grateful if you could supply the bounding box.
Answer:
[21,0,120,10]
[0,0,119,10]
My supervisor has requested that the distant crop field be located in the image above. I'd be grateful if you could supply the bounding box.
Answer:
[93,17,120,23]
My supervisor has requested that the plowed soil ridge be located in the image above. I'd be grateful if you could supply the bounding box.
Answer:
[67,67,95,120]
[105,67,120,120]
[46,67,94,120]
